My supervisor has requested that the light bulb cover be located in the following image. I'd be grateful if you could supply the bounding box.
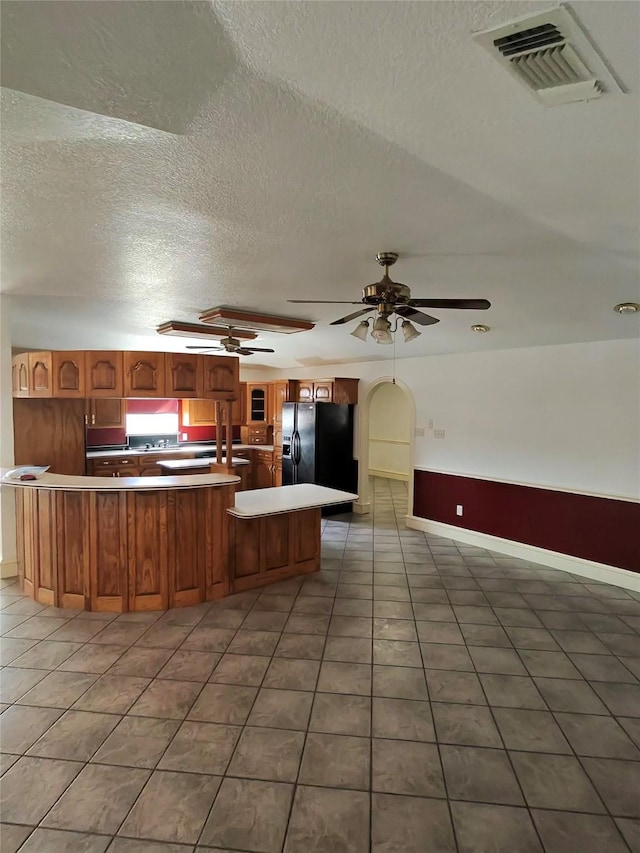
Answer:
[471,324,490,333]
[350,320,370,341]
[401,320,422,342]
[371,316,393,345]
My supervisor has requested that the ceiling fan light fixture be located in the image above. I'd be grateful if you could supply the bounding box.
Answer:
[614,302,640,314]
[350,319,370,341]
[401,320,422,342]
[371,316,393,345]
[471,324,491,333]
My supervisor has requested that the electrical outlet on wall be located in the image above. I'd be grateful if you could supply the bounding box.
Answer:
[456,505,463,516]
[181,433,188,441]
[434,429,446,439]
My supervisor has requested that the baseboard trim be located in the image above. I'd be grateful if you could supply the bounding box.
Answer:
[353,501,371,515]
[0,558,19,579]
[405,516,640,592]
[368,469,409,482]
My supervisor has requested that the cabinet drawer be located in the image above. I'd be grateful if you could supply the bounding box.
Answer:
[91,457,137,470]
[255,450,274,461]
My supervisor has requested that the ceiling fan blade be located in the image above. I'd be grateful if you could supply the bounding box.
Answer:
[236,349,256,356]
[185,346,224,351]
[330,307,375,326]
[287,299,363,304]
[243,347,275,353]
[408,298,491,310]
[395,305,440,326]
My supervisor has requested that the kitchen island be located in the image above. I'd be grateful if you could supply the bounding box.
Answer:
[2,473,356,611]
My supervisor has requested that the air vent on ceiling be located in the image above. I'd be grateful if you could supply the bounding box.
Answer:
[473,5,624,105]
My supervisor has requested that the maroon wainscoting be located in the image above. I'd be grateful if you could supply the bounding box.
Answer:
[413,470,640,573]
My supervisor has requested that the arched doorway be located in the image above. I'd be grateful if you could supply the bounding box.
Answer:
[356,377,415,520]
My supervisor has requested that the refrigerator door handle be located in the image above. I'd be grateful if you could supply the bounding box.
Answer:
[293,431,301,465]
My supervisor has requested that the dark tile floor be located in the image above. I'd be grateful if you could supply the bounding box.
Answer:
[1,477,639,852]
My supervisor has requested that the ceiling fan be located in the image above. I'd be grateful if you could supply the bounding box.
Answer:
[187,328,274,357]
[288,252,490,343]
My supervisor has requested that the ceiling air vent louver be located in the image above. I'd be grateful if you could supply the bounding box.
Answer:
[473,5,624,106]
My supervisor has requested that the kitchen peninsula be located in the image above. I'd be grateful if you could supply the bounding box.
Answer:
[7,347,358,613]
[4,472,356,613]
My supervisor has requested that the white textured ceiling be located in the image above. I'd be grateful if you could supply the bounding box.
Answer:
[1,0,639,368]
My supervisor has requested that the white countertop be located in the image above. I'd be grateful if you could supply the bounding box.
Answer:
[86,444,273,459]
[1,470,240,492]
[228,484,358,518]
[157,457,251,470]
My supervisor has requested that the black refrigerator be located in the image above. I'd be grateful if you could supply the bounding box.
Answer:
[282,402,357,515]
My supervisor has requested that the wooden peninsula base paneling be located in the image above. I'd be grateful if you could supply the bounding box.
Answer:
[14,484,235,612]
[229,508,321,593]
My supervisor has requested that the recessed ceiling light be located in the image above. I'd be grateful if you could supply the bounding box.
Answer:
[613,303,640,315]
[471,324,490,333]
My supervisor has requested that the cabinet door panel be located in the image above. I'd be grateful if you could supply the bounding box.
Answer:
[297,381,314,403]
[203,356,239,399]
[127,491,168,610]
[90,491,127,611]
[90,398,125,428]
[247,384,269,424]
[166,353,203,398]
[12,353,30,397]
[264,514,290,571]
[253,460,274,489]
[124,352,166,397]
[313,381,333,402]
[28,352,52,398]
[52,352,85,397]
[86,352,124,397]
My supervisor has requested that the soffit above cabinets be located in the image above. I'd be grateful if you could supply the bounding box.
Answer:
[157,321,258,341]
[199,307,315,335]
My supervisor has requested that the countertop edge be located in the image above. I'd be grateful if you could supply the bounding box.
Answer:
[1,471,241,491]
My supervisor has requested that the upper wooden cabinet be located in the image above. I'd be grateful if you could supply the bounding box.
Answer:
[85,352,124,398]
[52,352,85,398]
[165,353,203,398]
[12,353,30,398]
[88,398,125,429]
[181,399,216,426]
[271,381,291,427]
[28,352,53,398]
[247,384,269,425]
[123,352,166,398]
[295,378,358,405]
[202,356,239,400]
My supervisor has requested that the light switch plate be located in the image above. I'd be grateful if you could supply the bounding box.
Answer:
[428,420,434,429]
[456,505,463,516]
[434,429,445,439]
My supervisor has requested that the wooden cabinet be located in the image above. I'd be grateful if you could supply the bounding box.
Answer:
[89,457,139,477]
[124,352,166,397]
[165,353,203,398]
[203,356,239,400]
[253,450,275,489]
[182,399,216,426]
[52,351,85,398]
[295,378,358,405]
[28,351,52,398]
[88,398,125,429]
[274,451,283,487]
[241,425,270,445]
[85,351,124,398]
[247,384,269,424]
[229,507,321,593]
[221,382,246,426]
[12,350,243,401]
[13,399,87,476]
[12,353,30,397]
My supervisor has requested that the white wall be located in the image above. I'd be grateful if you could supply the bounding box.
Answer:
[0,296,17,575]
[368,382,411,478]
[270,338,640,501]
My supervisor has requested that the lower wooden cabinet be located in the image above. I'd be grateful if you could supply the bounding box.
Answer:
[229,507,320,593]
[15,484,235,611]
